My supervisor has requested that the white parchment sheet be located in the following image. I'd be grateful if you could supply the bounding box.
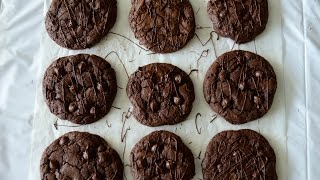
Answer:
[29,0,286,179]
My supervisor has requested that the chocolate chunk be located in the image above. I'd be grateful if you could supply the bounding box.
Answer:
[130,131,195,180]
[202,129,278,180]
[129,0,196,53]
[43,54,117,125]
[45,0,117,49]
[203,50,277,124]
[40,131,123,180]
[207,0,269,43]
[127,63,195,127]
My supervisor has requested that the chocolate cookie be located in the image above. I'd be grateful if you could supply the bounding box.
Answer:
[203,50,277,124]
[43,54,117,125]
[131,130,195,180]
[127,63,195,127]
[207,0,268,43]
[40,131,123,180]
[45,0,117,49]
[129,0,195,53]
[202,129,277,180]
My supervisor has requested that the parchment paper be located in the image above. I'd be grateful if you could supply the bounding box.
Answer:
[29,0,286,179]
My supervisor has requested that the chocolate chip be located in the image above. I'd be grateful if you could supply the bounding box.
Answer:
[150,101,159,112]
[59,136,69,145]
[173,97,181,105]
[68,102,77,112]
[83,151,89,160]
[238,82,245,91]
[174,75,182,84]
[97,83,103,91]
[90,107,96,114]
[54,67,61,75]
[255,70,263,77]
[217,164,222,172]
[151,144,158,152]
[254,96,261,105]
[78,61,84,70]
[49,160,59,170]
[92,174,98,180]
[165,160,175,169]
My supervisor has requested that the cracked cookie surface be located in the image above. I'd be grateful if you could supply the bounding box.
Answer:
[45,0,117,49]
[207,0,268,43]
[203,50,277,124]
[127,63,195,127]
[40,131,123,180]
[130,130,195,180]
[202,129,277,180]
[129,0,195,53]
[43,54,117,125]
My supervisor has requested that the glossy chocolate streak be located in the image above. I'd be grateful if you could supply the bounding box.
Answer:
[202,129,277,180]
[129,0,196,53]
[203,50,277,124]
[45,0,117,49]
[207,0,268,43]
[131,131,195,180]
[43,54,117,125]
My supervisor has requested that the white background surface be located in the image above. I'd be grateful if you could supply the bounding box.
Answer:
[0,0,319,179]
[29,0,286,179]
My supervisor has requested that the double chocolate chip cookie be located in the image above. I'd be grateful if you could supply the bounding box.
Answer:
[202,129,277,180]
[45,0,117,49]
[43,54,117,125]
[40,131,123,180]
[129,0,196,53]
[127,63,195,127]
[203,50,277,124]
[207,0,269,43]
[131,130,195,180]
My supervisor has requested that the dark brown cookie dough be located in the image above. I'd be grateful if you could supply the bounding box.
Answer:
[202,129,277,180]
[127,63,195,127]
[45,0,117,50]
[43,54,117,125]
[203,50,277,124]
[131,130,195,180]
[40,131,123,180]
[129,0,195,53]
[207,0,269,43]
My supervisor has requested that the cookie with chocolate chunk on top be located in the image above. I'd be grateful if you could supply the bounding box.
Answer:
[40,131,123,180]
[130,130,195,180]
[202,129,277,180]
[127,63,195,127]
[207,0,269,43]
[43,54,117,125]
[203,50,277,124]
